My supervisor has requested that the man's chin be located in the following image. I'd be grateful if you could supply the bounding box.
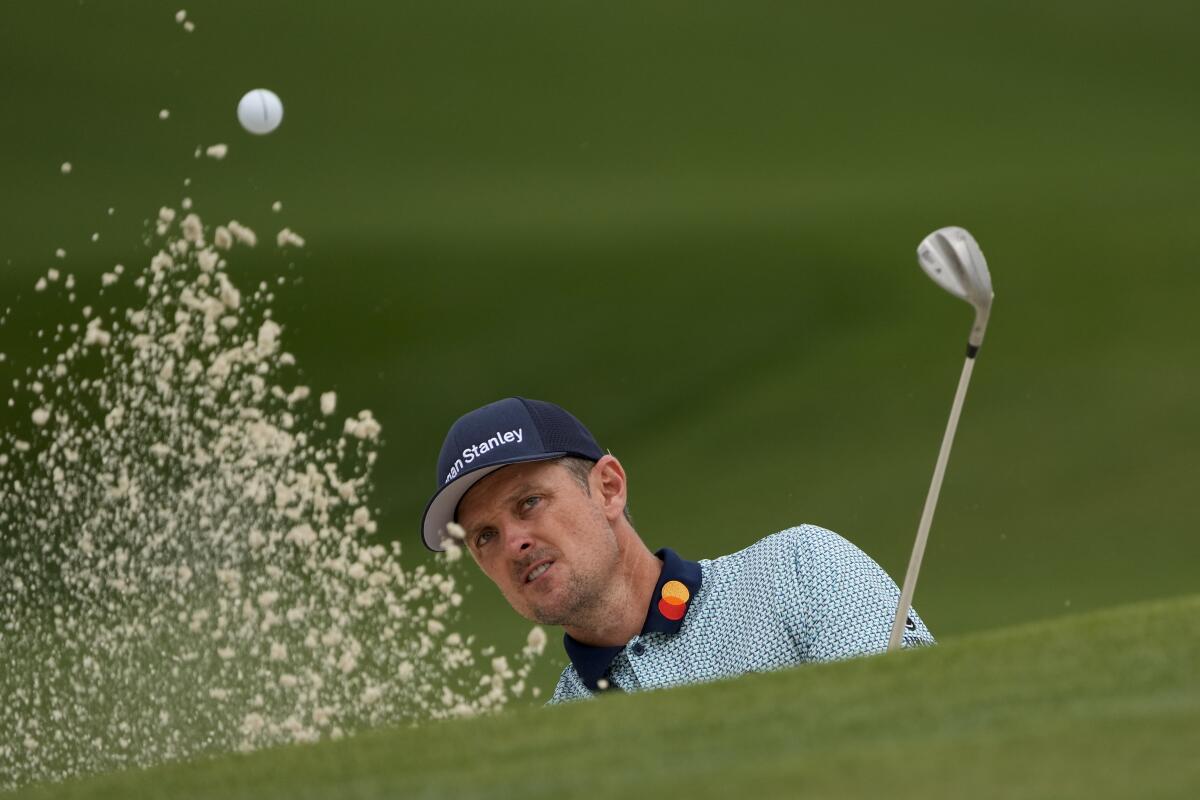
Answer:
[526,589,576,627]
[527,596,571,627]
[513,569,588,626]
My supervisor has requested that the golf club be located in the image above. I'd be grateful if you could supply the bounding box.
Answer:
[888,226,995,652]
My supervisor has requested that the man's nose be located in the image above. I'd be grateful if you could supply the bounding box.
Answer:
[503,524,535,558]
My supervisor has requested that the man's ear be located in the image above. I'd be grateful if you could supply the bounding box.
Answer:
[592,454,628,523]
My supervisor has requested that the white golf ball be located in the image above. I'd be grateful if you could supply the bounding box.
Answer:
[237,89,284,135]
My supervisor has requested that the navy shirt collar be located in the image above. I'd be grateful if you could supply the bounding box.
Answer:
[562,547,702,691]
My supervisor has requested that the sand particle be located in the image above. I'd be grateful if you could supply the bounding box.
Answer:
[226,221,257,246]
[276,228,305,248]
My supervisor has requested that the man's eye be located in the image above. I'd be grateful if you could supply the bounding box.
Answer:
[522,496,541,510]
[476,530,495,547]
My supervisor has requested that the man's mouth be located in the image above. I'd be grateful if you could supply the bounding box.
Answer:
[524,560,554,584]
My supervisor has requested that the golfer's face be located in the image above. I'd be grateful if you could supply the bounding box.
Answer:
[456,460,616,625]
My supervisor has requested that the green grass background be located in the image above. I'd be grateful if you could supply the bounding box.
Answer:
[18,594,1200,799]
[2,0,1198,716]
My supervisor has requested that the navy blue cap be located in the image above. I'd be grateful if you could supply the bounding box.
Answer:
[420,397,604,551]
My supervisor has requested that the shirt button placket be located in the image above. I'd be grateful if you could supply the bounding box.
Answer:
[626,639,648,685]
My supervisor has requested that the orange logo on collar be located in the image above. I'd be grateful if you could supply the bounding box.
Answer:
[657,580,690,621]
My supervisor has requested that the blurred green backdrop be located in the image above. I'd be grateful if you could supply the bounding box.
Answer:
[2,0,1198,697]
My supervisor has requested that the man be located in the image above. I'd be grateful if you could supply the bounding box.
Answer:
[420,397,934,703]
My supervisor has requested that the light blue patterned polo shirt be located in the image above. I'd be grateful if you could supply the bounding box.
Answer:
[549,524,935,703]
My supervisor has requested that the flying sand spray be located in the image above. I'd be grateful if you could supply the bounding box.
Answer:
[0,122,543,794]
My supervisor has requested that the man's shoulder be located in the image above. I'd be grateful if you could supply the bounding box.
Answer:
[693,525,851,605]
[709,524,848,569]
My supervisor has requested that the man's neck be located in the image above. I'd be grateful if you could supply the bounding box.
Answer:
[563,532,661,648]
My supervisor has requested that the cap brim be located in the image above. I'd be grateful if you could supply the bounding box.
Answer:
[420,452,568,551]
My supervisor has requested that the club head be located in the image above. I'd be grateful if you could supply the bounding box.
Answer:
[916,226,994,348]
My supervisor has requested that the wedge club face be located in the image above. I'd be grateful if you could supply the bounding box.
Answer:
[917,226,994,350]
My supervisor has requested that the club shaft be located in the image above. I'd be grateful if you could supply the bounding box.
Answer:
[888,353,977,652]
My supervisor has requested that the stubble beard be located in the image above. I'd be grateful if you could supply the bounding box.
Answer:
[528,525,620,628]
[529,567,600,626]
